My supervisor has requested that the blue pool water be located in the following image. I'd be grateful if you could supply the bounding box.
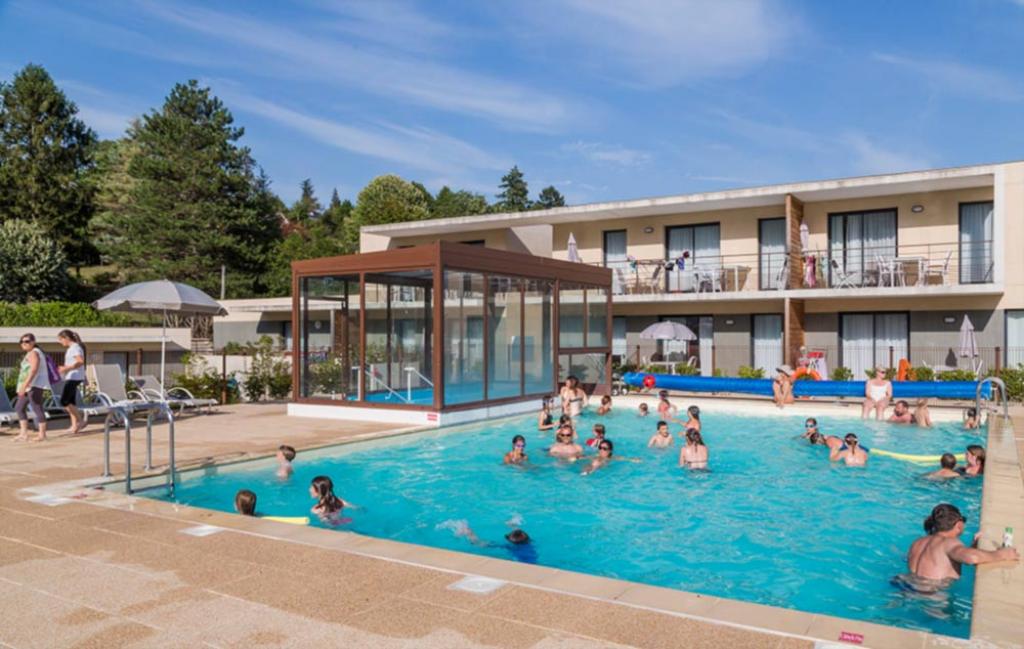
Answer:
[154,407,986,637]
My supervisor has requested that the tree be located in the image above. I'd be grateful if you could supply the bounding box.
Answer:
[265,223,347,296]
[90,137,139,263]
[432,186,489,219]
[345,174,430,250]
[322,188,352,233]
[98,80,280,297]
[0,64,97,267]
[495,165,530,212]
[534,185,565,210]
[288,178,321,224]
[0,219,71,302]
[411,181,435,214]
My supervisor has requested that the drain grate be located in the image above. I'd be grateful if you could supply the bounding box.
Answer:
[447,576,507,594]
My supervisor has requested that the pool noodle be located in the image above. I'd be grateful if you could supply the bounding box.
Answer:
[263,516,309,525]
[871,450,967,465]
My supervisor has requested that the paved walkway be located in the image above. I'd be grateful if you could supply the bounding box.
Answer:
[0,405,811,649]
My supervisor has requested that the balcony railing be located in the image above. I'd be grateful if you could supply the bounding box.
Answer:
[599,240,994,296]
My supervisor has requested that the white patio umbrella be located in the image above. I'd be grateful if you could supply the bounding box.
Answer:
[93,280,227,396]
[639,320,697,342]
[959,315,979,371]
[567,232,581,263]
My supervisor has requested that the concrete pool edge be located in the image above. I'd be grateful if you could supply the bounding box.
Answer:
[29,411,1019,649]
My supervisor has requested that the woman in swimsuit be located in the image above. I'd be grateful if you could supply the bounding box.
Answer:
[862,367,892,420]
[504,435,528,465]
[830,433,869,466]
[679,428,708,470]
[962,445,985,476]
[560,376,587,418]
[582,439,614,475]
[537,398,555,432]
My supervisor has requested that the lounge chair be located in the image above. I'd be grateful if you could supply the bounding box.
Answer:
[90,364,159,416]
[0,388,45,427]
[131,374,217,414]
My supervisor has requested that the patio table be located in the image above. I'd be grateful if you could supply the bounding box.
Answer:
[891,256,927,286]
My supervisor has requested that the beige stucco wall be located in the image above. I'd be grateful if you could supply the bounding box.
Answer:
[998,162,1024,309]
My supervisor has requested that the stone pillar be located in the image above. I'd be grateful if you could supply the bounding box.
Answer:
[785,194,804,289]
[784,297,805,367]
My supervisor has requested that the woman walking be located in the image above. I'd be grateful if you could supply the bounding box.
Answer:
[12,333,50,442]
[57,330,87,434]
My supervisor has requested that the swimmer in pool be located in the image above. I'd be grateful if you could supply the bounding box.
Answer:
[276,444,296,479]
[960,445,985,476]
[647,420,674,448]
[683,405,701,433]
[963,407,980,430]
[914,399,932,428]
[888,400,915,424]
[548,427,583,460]
[234,489,257,516]
[638,402,649,417]
[585,423,607,448]
[504,435,528,465]
[537,398,555,432]
[582,439,614,475]
[679,428,708,470]
[800,417,819,438]
[597,394,612,415]
[557,414,577,440]
[807,431,843,452]
[454,524,538,564]
[926,453,961,480]
[656,390,677,418]
[309,475,353,520]
[905,503,1017,582]
[560,375,587,418]
[830,433,868,466]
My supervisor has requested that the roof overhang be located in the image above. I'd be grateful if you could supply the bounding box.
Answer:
[362,162,1002,237]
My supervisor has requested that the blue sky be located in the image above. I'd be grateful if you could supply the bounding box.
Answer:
[2,0,1023,205]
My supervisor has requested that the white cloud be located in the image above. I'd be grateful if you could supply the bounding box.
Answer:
[221,89,508,175]
[76,105,134,138]
[873,52,1022,102]
[841,132,930,175]
[134,2,577,132]
[563,141,652,166]
[531,0,795,88]
[315,1,454,55]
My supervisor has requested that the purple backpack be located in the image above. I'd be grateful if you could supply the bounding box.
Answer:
[44,352,61,386]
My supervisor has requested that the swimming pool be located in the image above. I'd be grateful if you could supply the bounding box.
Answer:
[152,406,985,637]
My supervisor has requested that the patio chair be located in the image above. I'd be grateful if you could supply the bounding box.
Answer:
[646,264,662,294]
[90,364,160,419]
[923,250,953,286]
[829,258,857,289]
[773,257,789,290]
[132,374,217,414]
[875,255,906,287]
[0,388,46,427]
[614,267,632,295]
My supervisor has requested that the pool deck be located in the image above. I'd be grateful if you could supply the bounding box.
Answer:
[0,401,1021,649]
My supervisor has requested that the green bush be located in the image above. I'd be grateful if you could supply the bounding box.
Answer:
[793,372,816,381]
[673,363,700,376]
[243,335,292,401]
[712,368,725,377]
[2,369,17,398]
[0,220,72,302]
[830,366,854,381]
[990,365,1024,402]
[910,366,935,382]
[0,301,143,327]
[737,365,765,379]
[937,368,976,382]
[308,357,348,395]
[172,354,239,404]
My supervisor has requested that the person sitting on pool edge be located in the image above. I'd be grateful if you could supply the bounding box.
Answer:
[772,365,794,408]
[963,407,980,430]
[807,431,843,452]
[648,420,673,448]
[548,427,583,460]
[504,435,528,465]
[679,428,708,470]
[276,444,296,479]
[234,489,257,516]
[905,503,1018,583]
[862,367,892,420]
[926,453,961,480]
[537,398,555,432]
[830,433,868,466]
[888,400,915,424]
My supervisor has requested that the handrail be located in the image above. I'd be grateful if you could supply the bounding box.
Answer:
[403,366,433,403]
[976,377,1008,419]
[102,401,176,497]
[364,367,409,403]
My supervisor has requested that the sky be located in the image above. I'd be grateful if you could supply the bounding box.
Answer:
[1,0,1023,205]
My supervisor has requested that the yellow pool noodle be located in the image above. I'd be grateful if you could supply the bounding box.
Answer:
[262,516,309,525]
[871,449,967,465]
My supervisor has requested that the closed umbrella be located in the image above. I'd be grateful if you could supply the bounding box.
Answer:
[93,280,227,396]
[567,233,581,263]
[799,222,809,253]
[959,315,979,371]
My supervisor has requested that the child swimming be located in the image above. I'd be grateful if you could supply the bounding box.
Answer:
[276,444,296,478]
[234,489,257,516]
[585,423,607,448]
[679,428,708,470]
[926,453,960,480]
[309,475,350,521]
[504,435,528,465]
[963,408,980,430]
[656,390,677,418]
[537,398,555,432]
[683,405,701,434]
[597,394,612,415]
[637,402,649,417]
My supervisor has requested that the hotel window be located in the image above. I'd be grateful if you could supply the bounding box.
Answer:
[1007,311,1024,367]
[828,209,896,287]
[758,218,786,290]
[959,202,993,284]
[665,224,720,291]
[752,314,783,374]
[840,312,908,378]
[603,230,628,294]
[612,316,627,360]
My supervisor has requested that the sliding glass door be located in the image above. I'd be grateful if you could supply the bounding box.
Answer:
[666,224,720,291]
[840,312,908,377]
[828,209,896,286]
[960,202,993,284]
[752,314,783,374]
[759,218,786,290]
[603,230,628,294]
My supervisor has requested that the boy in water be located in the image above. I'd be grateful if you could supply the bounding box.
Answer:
[963,408,980,430]
[637,402,649,417]
[647,420,674,448]
[234,489,257,516]
[455,524,538,564]
[905,503,1017,582]
[926,454,961,480]
[276,445,296,478]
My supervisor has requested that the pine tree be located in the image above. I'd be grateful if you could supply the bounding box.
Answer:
[0,64,97,267]
[289,178,321,223]
[432,186,489,218]
[322,188,352,233]
[534,185,566,210]
[98,80,280,297]
[495,165,530,212]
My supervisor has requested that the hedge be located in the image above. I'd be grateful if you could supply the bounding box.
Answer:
[0,302,146,327]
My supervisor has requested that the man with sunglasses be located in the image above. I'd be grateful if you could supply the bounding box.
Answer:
[906,504,1018,583]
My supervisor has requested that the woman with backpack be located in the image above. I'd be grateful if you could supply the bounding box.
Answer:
[12,333,50,442]
[57,329,87,434]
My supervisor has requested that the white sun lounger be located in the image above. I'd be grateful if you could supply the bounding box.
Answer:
[131,375,217,414]
[90,364,160,415]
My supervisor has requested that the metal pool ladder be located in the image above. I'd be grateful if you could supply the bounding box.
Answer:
[976,377,1008,419]
[101,402,176,497]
